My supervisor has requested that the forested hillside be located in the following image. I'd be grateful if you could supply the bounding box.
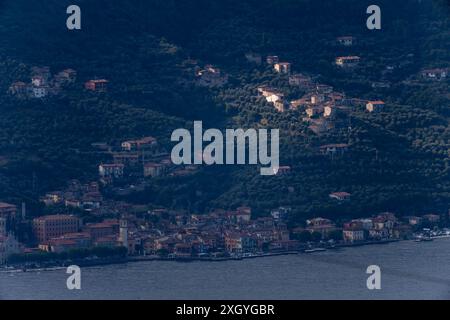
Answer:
[0,0,448,221]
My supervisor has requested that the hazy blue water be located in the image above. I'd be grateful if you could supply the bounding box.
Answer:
[1,238,449,300]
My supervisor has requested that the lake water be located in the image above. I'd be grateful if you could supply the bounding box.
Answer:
[1,238,449,300]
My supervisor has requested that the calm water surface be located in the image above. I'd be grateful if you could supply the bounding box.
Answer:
[1,238,449,300]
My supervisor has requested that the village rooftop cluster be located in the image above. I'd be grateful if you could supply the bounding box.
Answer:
[8,66,109,99]
[2,36,449,267]
[1,193,448,265]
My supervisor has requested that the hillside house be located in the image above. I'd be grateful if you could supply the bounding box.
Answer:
[366,101,385,113]
[289,74,312,87]
[85,79,109,92]
[143,163,164,177]
[266,55,279,65]
[98,163,124,179]
[319,143,349,156]
[305,106,324,118]
[329,192,351,201]
[196,65,228,87]
[274,62,291,74]
[8,82,28,96]
[121,137,157,151]
[335,56,360,67]
[336,36,356,46]
[55,69,77,85]
[245,53,262,65]
[420,68,448,80]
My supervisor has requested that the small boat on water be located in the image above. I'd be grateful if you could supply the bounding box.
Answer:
[304,248,327,253]
[415,237,434,242]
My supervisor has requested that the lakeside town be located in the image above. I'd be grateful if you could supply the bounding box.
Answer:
[1,193,449,269]
[2,35,449,270]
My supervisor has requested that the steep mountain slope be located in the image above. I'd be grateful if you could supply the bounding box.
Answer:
[0,0,448,219]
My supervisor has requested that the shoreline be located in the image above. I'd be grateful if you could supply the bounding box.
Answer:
[0,237,436,273]
[1,236,448,273]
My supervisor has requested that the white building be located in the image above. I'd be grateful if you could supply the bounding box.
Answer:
[274,62,291,74]
[335,56,360,67]
[0,217,6,236]
[31,75,46,87]
[31,86,48,98]
[366,101,385,113]
[343,228,365,242]
[421,68,448,80]
[323,105,335,118]
[0,234,20,265]
[99,164,124,179]
[336,36,355,46]
[270,207,291,221]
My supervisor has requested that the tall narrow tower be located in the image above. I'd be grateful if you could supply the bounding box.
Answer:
[21,202,26,220]
[0,217,6,236]
[119,219,128,251]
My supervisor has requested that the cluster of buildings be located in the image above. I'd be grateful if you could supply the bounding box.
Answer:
[97,136,165,184]
[33,215,127,253]
[335,56,361,68]
[8,65,111,99]
[40,180,103,212]
[0,203,22,264]
[253,45,385,137]
[336,36,357,47]
[334,35,360,68]
[96,136,201,184]
[293,211,444,243]
[0,191,448,264]
[8,67,77,99]
[419,68,448,81]
[195,65,228,87]
[84,79,109,92]
[257,65,384,120]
